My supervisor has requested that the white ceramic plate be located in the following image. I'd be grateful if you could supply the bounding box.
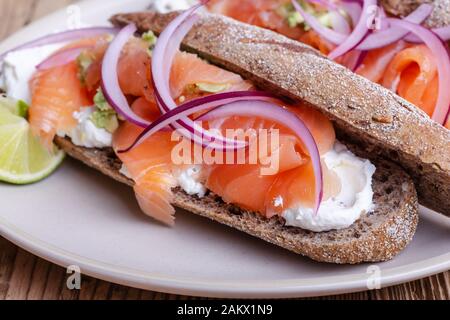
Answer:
[1,0,449,299]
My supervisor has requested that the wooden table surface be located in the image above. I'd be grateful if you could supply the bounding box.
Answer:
[0,0,449,300]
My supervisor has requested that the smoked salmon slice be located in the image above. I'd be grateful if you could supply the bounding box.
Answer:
[356,41,408,83]
[28,36,111,149]
[29,36,155,149]
[170,51,252,99]
[207,164,279,213]
[113,98,178,226]
[117,38,154,102]
[299,30,335,55]
[266,160,341,217]
[204,102,336,216]
[381,45,438,117]
[29,61,91,150]
[206,0,304,39]
[83,37,154,101]
[112,50,253,224]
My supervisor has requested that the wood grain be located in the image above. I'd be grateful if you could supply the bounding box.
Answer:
[0,0,449,301]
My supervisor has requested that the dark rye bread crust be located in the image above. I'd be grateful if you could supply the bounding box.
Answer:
[380,0,450,28]
[56,137,418,264]
[110,12,450,216]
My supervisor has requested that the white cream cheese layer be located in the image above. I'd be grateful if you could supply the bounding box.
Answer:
[58,107,113,149]
[282,142,376,232]
[174,165,207,198]
[0,45,62,102]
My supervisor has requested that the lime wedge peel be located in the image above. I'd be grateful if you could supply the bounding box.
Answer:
[0,99,65,185]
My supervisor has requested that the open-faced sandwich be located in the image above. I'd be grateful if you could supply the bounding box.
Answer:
[0,1,448,264]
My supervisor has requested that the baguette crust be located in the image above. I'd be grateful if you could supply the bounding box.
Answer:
[380,0,450,28]
[111,12,450,216]
[55,137,418,264]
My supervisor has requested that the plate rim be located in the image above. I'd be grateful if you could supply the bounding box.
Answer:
[2,215,450,298]
[0,0,449,299]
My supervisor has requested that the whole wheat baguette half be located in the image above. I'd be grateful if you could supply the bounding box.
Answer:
[55,137,418,264]
[380,0,450,28]
[110,11,450,216]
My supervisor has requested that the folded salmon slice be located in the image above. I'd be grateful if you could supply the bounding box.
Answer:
[113,51,254,225]
[170,51,253,99]
[356,41,408,83]
[29,33,340,226]
[83,37,154,101]
[113,98,179,226]
[381,45,438,117]
[266,160,341,217]
[29,61,92,150]
[29,36,151,149]
[205,103,336,216]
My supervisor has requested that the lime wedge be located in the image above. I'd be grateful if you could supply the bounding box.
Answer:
[0,103,64,184]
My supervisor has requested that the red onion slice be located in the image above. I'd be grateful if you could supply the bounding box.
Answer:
[343,49,367,71]
[430,26,450,41]
[36,46,93,70]
[309,0,338,10]
[330,10,351,35]
[181,91,277,115]
[340,1,363,27]
[387,18,450,125]
[405,25,450,43]
[0,27,118,63]
[101,23,150,128]
[120,100,324,215]
[291,0,347,45]
[357,4,433,51]
[152,3,247,150]
[328,0,377,59]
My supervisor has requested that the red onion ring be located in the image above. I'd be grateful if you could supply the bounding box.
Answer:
[357,4,433,51]
[119,100,324,216]
[0,27,118,63]
[152,3,248,150]
[178,91,277,117]
[340,1,362,27]
[343,49,367,71]
[101,23,151,128]
[430,26,450,41]
[292,3,433,51]
[328,0,377,59]
[291,2,436,53]
[330,10,351,34]
[405,25,450,43]
[291,0,347,45]
[387,18,450,125]
[36,46,93,70]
